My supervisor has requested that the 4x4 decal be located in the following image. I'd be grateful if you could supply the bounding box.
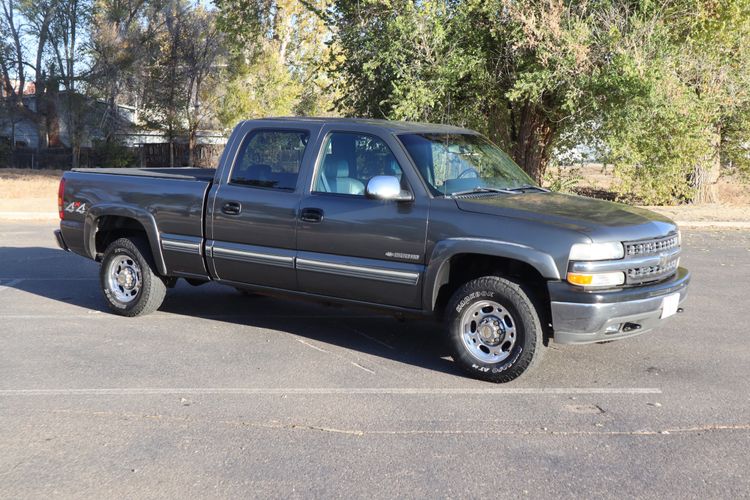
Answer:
[64,201,87,214]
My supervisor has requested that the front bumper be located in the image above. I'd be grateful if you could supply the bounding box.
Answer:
[548,267,690,344]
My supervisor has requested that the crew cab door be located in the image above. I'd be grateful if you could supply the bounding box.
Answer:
[207,124,318,289]
[295,128,429,308]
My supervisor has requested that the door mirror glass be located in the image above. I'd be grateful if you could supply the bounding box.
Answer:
[366,175,413,201]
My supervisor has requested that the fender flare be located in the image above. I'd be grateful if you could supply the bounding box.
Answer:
[84,204,167,275]
[422,237,561,312]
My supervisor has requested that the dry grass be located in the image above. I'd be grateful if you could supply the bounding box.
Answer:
[1,165,747,221]
[0,168,62,212]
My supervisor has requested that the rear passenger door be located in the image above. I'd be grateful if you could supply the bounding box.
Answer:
[295,129,429,309]
[207,126,317,290]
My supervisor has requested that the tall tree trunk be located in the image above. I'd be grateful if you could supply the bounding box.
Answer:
[72,144,80,169]
[510,101,554,183]
[169,127,175,167]
[188,130,196,167]
[692,126,722,204]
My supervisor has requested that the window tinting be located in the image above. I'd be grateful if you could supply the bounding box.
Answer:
[230,130,309,190]
[314,132,403,196]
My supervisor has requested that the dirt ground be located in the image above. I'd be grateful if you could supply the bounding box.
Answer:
[0,169,63,212]
[1,167,748,222]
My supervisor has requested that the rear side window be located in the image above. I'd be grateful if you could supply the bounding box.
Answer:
[230,130,309,190]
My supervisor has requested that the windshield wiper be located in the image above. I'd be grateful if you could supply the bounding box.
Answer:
[505,185,550,193]
[449,187,515,197]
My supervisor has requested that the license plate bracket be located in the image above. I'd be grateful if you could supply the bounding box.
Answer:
[660,292,680,319]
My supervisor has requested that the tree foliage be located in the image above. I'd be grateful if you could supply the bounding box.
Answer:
[2,0,749,204]
[327,0,643,182]
[214,0,334,129]
[600,0,750,203]
[326,0,750,201]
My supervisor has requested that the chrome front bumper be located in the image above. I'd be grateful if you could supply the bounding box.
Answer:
[548,267,690,344]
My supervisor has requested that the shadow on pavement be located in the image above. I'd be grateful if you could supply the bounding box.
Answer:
[1,246,465,379]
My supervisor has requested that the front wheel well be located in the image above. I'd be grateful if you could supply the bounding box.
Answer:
[432,254,552,336]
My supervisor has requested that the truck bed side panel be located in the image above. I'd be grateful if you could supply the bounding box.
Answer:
[61,171,211,278]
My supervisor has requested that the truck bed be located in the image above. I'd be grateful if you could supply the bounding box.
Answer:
[72,167,216,182]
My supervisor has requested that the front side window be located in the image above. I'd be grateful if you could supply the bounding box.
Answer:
[230,130,309,190]
[314,132,404,196]
[398,133,536,196]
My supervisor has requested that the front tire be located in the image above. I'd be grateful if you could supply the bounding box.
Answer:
[100,237,167,317]
[446,276,543,383]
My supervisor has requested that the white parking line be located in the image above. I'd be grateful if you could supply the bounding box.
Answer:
[295,338,330,353]
[0,387,662,396]
[348,327,396,350]
[295,337,377,374]
[350,362,376,374]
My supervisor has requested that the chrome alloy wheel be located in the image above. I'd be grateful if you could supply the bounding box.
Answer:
[106,254,142,303]
[460,300,517,363]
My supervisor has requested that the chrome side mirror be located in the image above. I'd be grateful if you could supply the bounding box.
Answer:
[365,175,414,202]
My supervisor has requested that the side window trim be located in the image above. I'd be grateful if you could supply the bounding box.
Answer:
[310,130,407,197]
[228,128,310,192]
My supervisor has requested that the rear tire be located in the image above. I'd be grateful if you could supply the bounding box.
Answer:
[446,276,543,383]
[100,237,167,317]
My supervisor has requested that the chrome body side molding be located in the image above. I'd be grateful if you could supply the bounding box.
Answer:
[207,240,295,269]
[296,257,420,286]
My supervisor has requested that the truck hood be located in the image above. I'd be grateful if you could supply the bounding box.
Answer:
[455,192,678,241]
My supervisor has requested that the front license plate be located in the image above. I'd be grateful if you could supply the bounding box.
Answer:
[660,293,680,319]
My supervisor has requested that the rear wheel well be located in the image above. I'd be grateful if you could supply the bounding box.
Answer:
[94,216,150,258]
[433,254,552,339]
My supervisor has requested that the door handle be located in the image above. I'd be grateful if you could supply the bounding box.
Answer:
[299,207,324,223]
[221,201,242,215]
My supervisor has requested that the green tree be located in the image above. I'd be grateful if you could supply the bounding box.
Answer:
[599,0,750,203]
[328,0,641,182]
[327,0,750,201]
[214,0,335,129]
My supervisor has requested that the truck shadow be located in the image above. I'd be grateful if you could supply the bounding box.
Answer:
[2,246,465,379]
[164,284,464,378]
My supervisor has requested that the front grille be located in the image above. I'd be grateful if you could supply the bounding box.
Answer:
[625,234,679,257]
[627,258,680,284]
[624,233,681,284]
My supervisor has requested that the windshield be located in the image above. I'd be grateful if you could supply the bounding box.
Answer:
[398,133,536,196]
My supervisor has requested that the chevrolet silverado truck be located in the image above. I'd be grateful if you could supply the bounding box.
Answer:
[54,118,690,382]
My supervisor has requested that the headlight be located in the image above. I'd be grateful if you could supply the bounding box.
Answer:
[567,271,625,287]
[569,242,624,261]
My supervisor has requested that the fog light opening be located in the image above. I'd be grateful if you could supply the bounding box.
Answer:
[622,322,642,333]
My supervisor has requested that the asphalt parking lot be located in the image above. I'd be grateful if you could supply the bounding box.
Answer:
[1,221,749,498]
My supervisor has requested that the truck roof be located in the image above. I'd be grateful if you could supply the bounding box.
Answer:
[242,117,478,135]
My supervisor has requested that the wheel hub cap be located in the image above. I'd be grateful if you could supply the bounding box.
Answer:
[106,255,142,304]
[478,317,505,346]
[460,300,517,364]
[117,268,136,289]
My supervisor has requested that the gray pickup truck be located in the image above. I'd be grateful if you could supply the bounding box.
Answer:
[55,118,689,382]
